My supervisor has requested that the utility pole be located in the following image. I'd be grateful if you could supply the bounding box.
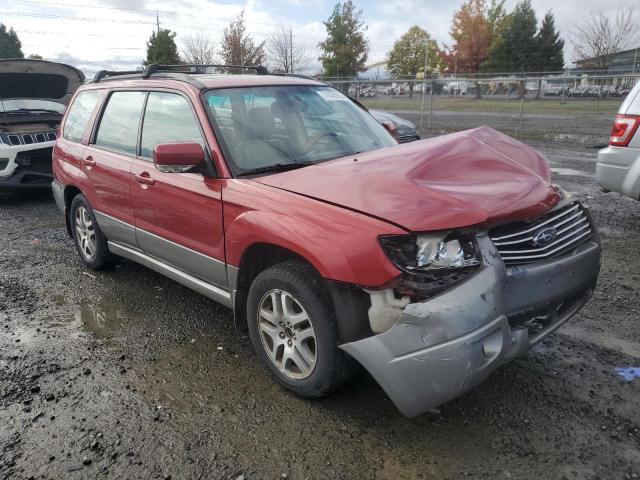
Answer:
[289,26,294,74]
[419,42,428,131]
[155,11,160,63]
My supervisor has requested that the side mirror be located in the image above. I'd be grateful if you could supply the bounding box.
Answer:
[153,142,204,173]
[381,120,396,136]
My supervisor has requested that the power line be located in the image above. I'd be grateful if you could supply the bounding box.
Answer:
[0,10,151,24]
[6,0,294,28]
[22,43,143,50]
[1,10,339,50]
[17,29,145,38]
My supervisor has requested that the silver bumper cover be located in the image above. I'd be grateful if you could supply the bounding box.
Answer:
[340,231,601,418]
[596,145,640,200]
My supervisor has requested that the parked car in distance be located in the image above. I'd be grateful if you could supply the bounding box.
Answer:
[369,109,420,143]
[597,79,640,200]
[0,59,84,191]
[52,64,601,417]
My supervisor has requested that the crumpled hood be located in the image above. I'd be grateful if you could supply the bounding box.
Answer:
[0,59,85,104]
[255,127,561,232]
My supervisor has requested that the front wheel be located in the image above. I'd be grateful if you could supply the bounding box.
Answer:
[246,261,352,398]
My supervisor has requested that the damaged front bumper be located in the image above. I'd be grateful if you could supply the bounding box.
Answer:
[340,232,601,417]
[0,142,55,190]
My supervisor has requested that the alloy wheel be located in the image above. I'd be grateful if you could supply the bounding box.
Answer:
[257,289,317,380]
[74,206,96,261]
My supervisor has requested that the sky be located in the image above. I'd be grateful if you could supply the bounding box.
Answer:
[0,0,634,77]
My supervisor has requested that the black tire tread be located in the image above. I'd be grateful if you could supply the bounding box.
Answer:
[247,260,354,398]
[69,194,118,270]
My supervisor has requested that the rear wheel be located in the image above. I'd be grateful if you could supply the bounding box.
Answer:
[70,194,116,270]
[246,260,352,398]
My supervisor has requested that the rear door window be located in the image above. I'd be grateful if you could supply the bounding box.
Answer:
[140,92,205,159]
[94,91,146,155]
[63,90,101,142]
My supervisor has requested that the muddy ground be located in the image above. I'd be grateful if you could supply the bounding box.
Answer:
[1,139,640,480]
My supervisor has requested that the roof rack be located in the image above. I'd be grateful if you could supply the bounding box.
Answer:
[92,69,142,83]
[142,64,269,77]
[91,63,269,83]
[271,73,319,82]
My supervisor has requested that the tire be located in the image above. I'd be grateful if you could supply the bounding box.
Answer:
[246,260,352,398]
[69,194,116,270]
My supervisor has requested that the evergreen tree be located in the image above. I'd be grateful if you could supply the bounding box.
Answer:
[318,1,368,77]
[535,11,564,71]
[482,0,537,72]
[145,28,180,66]
[0,23,24,59]
[220,10,266,70]
[486,0,507,45]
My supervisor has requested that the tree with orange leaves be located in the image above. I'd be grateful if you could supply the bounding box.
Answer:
[447,0,506,73]
[449,0,491,73]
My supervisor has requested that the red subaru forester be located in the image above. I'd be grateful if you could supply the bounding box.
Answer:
[52,65,601,417]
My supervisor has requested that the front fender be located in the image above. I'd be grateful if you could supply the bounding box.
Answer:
[225,210,355,282]
[222,179,406,287]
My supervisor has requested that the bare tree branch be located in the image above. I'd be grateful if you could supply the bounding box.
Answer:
[572,7,637,69]
[265,26,312,74]
[180,32,218,66]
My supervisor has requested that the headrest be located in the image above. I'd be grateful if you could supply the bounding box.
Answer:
[243,107,275,139]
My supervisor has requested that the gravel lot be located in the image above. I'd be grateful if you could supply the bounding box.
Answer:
[1,137,640,480]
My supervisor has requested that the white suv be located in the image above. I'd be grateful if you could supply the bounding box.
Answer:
[0,59,84,191]
[596,80,640,200]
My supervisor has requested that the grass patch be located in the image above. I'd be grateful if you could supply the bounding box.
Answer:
[361,96,621,116]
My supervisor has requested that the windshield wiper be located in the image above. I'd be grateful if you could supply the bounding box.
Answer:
[236,162,315,177]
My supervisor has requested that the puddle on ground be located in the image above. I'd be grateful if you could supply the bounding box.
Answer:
[47,297,129,339]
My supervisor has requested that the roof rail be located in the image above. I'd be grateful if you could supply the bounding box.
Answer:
[271,73,319,81]
[141,64,269,77]
[92,69,142,83]
[91,63,269,83]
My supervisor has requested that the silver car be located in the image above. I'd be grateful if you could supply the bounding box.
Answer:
[596,80,640,199]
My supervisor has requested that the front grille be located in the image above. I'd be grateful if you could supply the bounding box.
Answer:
[489,202,594,266]
[0,131,56,146]
[396,134,420,143]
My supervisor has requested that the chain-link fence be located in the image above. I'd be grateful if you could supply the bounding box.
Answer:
[319,72,640,144]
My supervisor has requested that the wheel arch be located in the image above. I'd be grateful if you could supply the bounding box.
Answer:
[231,242,373,345]
[63,184,83,237]
[231,242,318,332]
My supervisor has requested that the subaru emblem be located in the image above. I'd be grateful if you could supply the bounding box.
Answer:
[533,227,559,246]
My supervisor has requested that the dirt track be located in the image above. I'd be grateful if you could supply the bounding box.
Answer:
[1,139,640,480]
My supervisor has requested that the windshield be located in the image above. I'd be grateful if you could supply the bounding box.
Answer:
[203,85,396,175]
[0,99,65,114]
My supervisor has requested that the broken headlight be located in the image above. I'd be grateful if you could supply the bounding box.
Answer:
[379,231,480,276]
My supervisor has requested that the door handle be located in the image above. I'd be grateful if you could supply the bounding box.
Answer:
[134,172,155,186]
[81,155,96,167]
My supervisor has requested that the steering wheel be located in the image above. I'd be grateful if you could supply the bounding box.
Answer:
[302,131,338,154]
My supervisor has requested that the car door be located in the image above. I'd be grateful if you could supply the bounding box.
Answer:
[130,90,227,289]
[82,90,147,248]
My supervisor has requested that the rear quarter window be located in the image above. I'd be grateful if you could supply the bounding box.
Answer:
[94,91,146,155]
[63,90,101,142]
